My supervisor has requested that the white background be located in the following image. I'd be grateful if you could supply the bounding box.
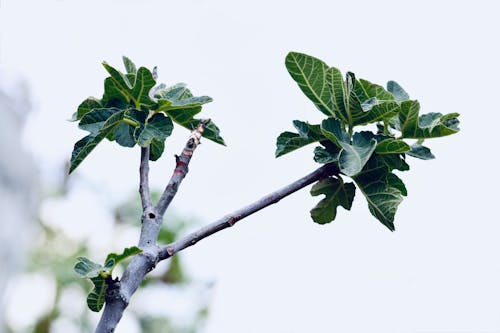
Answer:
[2,0,500,332]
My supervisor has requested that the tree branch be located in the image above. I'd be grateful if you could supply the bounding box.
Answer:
[95,123,207,333]
[159,162,339,260]
[156,121,207,217]
[139,147,152,210]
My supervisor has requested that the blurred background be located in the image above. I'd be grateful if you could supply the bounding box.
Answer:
[1,0,500,332]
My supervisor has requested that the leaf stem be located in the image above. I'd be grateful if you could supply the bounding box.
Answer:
[122,118,139,127]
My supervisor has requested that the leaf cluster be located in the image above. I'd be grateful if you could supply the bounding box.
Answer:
[69,56,225,173]
[277,52,460,230]
[74,246,142,312]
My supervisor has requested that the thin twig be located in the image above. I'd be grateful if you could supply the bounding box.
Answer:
[156,120,207,217]
[159,162,339,260]
[139,147,152,210]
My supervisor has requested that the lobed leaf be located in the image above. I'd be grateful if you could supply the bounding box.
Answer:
[313,146,338,164]
[87,276,107,312]
[275,120,324,157]
[310,177,356,224]
[135,113,174,147]
[337,133,377,177]
[352,166,405,231]
[69,110,126,173]
[398,100,460,139]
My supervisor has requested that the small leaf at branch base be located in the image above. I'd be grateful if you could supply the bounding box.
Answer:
[87,276,107,312]
[104,246,143,270]
[310,177,356,224]
[74,257,103,278]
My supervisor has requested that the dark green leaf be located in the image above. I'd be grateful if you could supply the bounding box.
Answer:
[313,146,338,164]
[285,52,335,117]
[367,153,410,172]
[406,143,435,160]
[135,113,173,147]
[275,120,324,157]
[398,100,460,138]
[150,138,165,161]
[79,108,120,135]
[131,67,156,107]
[352,101,400,126]
[375,139,411,154]
[114,123,136,147]
[73,97,103,121]
[69,111,125,173]
[87,276,107,312]
[320,117,349,147]
[352,166,405,231]
[387,80,409,102]
[310,177,356,224]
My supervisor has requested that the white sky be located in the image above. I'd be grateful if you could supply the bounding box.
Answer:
[2,0,500,332]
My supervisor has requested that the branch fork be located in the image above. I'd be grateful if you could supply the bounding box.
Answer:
[95,120,338,333]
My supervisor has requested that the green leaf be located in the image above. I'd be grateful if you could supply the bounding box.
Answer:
[356,78,395,101]
[338,132,377,177]
[131,67,156,107]
[87,276,107,312]
[114,123,136,147]
[366,153,410,172]
[320,117,349,147]
[387,81,409,102]
[310,177,356,224]
[155,83,212,111]
[398,100,460,138]
[352,101,400,126]
[375,139,411,154]
[73,97,103,121]
[275,120,324,157]
[135,113,173,147]
[326,67,348,122]
[285,52,335,117]
[352,166,405,231]
[406,143,435,160]
[313,146,338,164]
[150,138,165,161]
[69,110,125,173]
[79,108,120,135]
[104,246,143,271]
[74,257,103,279]
[122,56,137,74]
[102,62,156,108]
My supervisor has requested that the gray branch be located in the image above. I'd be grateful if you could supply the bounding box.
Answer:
[158,162,339,260]
[139,147,152,211]
[95,123,207,333]
[94,125,338,332]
